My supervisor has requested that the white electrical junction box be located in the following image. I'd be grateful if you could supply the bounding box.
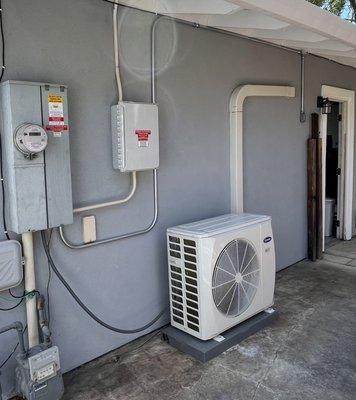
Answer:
[111,102,159,172]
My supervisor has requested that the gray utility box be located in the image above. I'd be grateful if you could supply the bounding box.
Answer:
[0,81,73,234]
[0,240,23,292]
[111,102,159,172]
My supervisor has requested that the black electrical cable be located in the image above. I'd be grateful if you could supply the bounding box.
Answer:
[0,0,5,82]
[46,229,54,325]
[0,342,18,369]
[0,0,9,240]
[0,298,23,311]
[0,136,9,240]
[101,0,121,6]
[8,289,39,299]
[41,231,166,334]
[0,326,27,370]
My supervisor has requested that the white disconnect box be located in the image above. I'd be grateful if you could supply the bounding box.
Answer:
[111,102,159,172]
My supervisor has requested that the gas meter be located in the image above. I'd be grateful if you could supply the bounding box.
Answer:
[14,123,48,158]
[0,80,73,234]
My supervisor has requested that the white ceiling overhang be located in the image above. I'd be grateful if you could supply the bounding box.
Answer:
[117,0,356,69]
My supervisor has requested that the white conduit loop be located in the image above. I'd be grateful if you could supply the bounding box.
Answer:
[22,232,39,348]
[58,8,161,249]
[59,170,158,249]
[69,1,136,216]
[73,171,137,214]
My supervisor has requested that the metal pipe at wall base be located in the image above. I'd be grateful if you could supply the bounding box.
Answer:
[22,232,39,348]
[58,168,158,249]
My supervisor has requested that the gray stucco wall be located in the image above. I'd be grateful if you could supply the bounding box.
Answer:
[1,0,356,397]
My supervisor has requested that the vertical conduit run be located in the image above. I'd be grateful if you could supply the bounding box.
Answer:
[113,3,123,102]
[300,52,306,123]
[58,10,160,249]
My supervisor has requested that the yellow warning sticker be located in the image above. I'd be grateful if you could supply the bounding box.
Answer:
[48,95,63,103]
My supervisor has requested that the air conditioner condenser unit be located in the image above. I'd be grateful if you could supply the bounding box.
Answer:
[167,214,276,341]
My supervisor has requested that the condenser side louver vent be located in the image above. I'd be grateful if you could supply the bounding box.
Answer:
[168,236,200,333]
[169,236,184,326]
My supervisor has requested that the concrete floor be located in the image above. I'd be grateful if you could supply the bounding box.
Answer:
[63,253,356,400]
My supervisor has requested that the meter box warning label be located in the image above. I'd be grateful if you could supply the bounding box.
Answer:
[135,129,151,147]
[46,95,68,135]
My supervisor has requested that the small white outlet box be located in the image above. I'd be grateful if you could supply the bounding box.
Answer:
[82,215,96,244]
[111,102,159,172]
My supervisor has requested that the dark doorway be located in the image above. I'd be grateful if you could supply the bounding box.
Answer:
[325,102,340,244]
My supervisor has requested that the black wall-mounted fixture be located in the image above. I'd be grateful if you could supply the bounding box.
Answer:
[317,96,332,114]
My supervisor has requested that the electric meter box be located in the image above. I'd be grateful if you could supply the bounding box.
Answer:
[111,102,159,172]
[0,81,73,234]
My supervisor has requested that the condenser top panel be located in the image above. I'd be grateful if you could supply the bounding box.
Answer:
[167,213,271,238]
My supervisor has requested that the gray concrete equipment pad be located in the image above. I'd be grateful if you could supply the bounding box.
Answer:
[161,308,278,362]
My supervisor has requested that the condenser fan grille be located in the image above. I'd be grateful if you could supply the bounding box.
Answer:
[212,239,260,317]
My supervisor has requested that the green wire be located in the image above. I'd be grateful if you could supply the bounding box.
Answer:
[0,290,37,302]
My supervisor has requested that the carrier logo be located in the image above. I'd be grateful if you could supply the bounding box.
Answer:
[263,236,272,243]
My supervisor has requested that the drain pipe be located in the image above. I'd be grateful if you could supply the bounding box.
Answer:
[22,232,39,348]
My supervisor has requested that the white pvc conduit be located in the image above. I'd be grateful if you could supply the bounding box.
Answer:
[22,232,39,348]
[67,2,136,216]
[230,85,296,214]
[73,171,137,214]
[113,3,123,103]
[59,6,160,249]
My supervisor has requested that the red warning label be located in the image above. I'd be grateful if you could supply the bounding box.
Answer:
[47,95,68,135]
[135,130,151,141]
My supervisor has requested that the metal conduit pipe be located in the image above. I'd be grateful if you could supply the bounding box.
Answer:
[59,170,158,249]
[58,12,161,249]
[103,1,302,55]
[60,9,307,248]
[300,52,306,123]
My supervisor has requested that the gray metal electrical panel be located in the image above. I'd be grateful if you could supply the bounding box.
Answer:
[111,102,159,172]
[0,81,73,234]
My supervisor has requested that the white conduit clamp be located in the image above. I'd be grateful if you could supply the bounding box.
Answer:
[58,10,161,249]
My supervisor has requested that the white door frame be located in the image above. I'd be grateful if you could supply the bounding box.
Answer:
[229,84,296,213]
[320,85,355,248]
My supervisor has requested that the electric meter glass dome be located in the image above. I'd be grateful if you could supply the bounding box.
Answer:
[15,123,48,155]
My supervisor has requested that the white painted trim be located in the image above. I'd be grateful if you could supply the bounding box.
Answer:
[320,85,355,246]
[229,85,296,213]
[118,0,356,69]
